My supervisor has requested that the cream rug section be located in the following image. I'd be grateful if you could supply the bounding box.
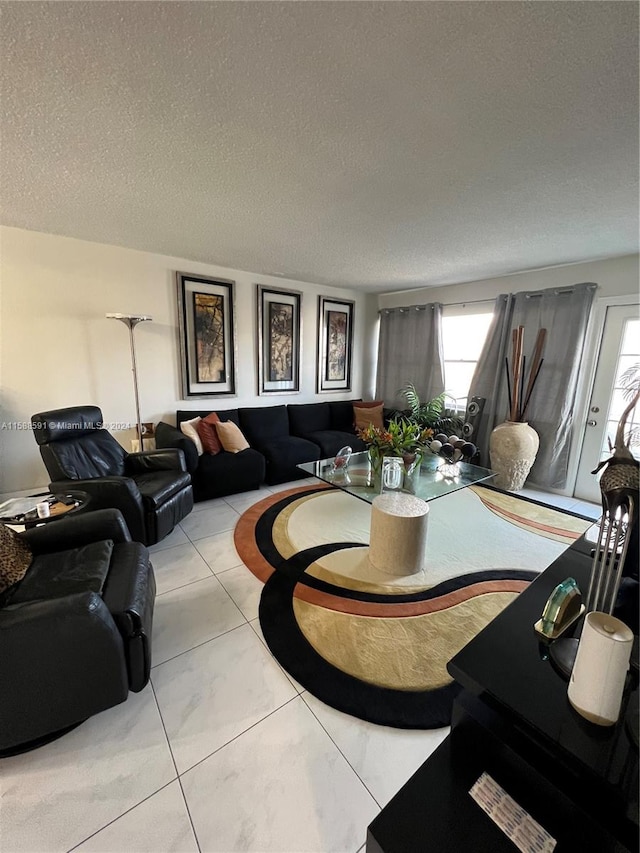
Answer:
[293,591,518,690]
[281,488,592,589]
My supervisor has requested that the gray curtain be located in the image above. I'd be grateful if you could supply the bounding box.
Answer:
[375,303,445,410]
[469,283,597,489]
[465,294,513,467]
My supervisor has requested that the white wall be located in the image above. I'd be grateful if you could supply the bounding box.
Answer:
[0,226,378,492]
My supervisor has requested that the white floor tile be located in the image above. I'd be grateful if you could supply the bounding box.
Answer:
[517,487,577,510]
[73,781,198,853]
[194,529,243,573]
[150,542,213,595]
[149,525,189,553]
[189,496,230,514]
[249,618,305,694]
[302,693,450,808]
[568,499,601,520]
[181,697,379,853]
[224,487,273,512]
[180,505,240,541]
[0,686,175,853]
[153,624,297,774]
[217,564,264,620]
[152,575,245,666]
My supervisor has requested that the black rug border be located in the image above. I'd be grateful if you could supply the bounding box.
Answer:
[259,541,534,729]
[252,482,581,729]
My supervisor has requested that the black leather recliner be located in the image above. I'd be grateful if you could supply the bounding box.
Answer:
[0,509,156,753]
[32,406,194,545]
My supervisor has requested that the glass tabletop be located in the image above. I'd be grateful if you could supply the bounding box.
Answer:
[297,451,495,505]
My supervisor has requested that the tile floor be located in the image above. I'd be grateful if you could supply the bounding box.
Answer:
[1,481,601,853]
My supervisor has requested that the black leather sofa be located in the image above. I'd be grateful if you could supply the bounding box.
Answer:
[156,400,366,500]
[0,509,155,754]
[239,405,321,485]
[32,406,194,546]
[287,401,367,458]
[156,409,267,501]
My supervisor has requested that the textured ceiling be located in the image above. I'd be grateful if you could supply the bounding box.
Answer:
[1,2,638,292]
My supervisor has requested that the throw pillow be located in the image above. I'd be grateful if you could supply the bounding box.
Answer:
[353,401,384,431]
[0,523,32,595]
[180,416,204,456]
[215,421,250,453]
[196,412,222,455]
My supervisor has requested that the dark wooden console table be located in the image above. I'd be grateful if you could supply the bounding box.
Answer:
[367,533,639,852]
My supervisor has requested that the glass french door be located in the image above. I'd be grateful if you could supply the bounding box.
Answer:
[574,303,639,503]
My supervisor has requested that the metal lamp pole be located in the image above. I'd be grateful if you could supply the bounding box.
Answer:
[106,313,153,448]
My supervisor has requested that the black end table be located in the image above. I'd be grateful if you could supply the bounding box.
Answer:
[367,533,638,852]
[1,491,90,528]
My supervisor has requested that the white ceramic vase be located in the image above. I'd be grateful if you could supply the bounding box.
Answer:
[489,421,539,491]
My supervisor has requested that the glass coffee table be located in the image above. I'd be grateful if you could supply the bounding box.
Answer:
[297,450,495,505]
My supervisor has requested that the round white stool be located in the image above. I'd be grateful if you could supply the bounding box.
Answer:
[369,492,429,576]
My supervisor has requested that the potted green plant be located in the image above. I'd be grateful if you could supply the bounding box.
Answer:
[397,382,463,434]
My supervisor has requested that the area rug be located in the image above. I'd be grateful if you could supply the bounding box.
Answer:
[235,484,593,729]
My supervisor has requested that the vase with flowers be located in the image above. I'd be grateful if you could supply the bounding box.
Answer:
[357,419,434,485]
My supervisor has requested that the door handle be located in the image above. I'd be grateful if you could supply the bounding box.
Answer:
[587,419,597,427]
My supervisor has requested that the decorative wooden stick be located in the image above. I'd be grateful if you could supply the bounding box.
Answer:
[505,356,512,417]
[521,358,544,420]
[521,328,547,418]
[510,325,525,421]
[519,355,526,421]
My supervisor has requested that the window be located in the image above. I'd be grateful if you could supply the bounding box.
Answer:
[441,303,493,410]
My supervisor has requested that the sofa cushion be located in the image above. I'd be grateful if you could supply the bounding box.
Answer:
[354,401,384,431]
[305,430,367,458]
[239,406,289,446]
[329,400,360,432]
[8,540,114,605]
[288,403,331,436]
[216,421,250,453]
[0,524,32,596]
[196,412,222,455]
[194,448,266,500]
[180,417,204,455]
[259,436,321,485]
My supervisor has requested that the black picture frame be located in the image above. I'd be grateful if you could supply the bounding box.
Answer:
[257,285,301,394]
[317,296,354,392]
[177,272,236,397]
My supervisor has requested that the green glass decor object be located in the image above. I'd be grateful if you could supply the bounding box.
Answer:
[534,577,584,641]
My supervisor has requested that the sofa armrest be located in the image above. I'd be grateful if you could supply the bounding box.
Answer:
[49,477,145,544]
[126,449,187,474]
[155,422,199,472]
[21,508,132,554]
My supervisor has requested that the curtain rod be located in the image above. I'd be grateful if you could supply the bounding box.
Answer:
[378,282,597,312]
[524,282,597,298]
[378,303,439,314]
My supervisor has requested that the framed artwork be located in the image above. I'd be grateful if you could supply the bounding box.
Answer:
[177,272,237,397]
[257,285,301,394]
[317,296,354,392]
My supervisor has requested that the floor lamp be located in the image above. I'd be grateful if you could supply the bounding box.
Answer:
[106,313,153,448]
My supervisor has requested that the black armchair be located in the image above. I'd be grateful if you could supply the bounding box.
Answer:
[0,509,156,754]
[32,406,194,545]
